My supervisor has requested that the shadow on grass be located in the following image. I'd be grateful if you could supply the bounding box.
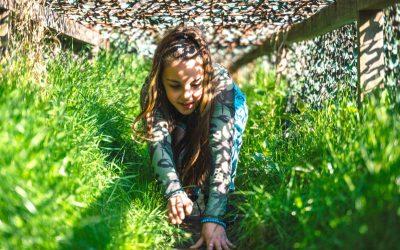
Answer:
[59,102,153,249]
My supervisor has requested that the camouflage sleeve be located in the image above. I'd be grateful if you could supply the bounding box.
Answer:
[203,73,235,221]
[148,108,186,199]
[140,80,186,200]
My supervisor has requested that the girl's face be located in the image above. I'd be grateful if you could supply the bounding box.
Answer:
[161,56,204,115]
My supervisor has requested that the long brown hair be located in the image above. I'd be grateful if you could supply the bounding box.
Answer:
[132,25,215,187]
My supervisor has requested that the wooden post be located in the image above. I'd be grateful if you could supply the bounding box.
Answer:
[357,10,385,107]
[0,8,8,56]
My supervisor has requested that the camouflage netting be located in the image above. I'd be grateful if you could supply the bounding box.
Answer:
[45,0,334,63]
[385,4,400,97]
[283,24,357,108]
[283,4,400,108]
[25,1,398,107]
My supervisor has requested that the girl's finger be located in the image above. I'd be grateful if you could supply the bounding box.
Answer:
[177,209,185,221]
[190,237,204,249]
[168,211,174,222]
[226,239,236,249]
[175,208,182,224]
[168,198,180,224]
[209,241,222,250]
[170,198,178,217]
[221,239,230,250]
[184,200,193,216]
[176,197,185,220]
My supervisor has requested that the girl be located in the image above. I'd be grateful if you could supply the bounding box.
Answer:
[133,25,248,250]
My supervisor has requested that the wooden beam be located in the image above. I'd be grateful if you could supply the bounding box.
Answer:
[0,0,109,49]
[229,0,400,72]
[357,10,385,107]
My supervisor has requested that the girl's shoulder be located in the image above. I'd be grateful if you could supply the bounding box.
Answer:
[211,63,234,95]
[212,63,231,82]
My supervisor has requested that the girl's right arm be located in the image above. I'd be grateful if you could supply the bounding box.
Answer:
[148,108,184,199]
[140,81,192,223]
[147,108,193,223]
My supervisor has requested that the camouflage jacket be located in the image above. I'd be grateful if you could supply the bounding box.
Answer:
[145,63,235,221]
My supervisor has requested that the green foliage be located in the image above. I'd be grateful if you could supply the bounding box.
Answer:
[232,63,400,250]
[0,51,189,249]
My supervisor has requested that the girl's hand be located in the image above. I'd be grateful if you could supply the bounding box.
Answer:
[167,193,193,224]
[190,223,236,250]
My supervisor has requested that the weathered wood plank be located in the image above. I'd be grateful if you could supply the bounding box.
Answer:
[0,0,109,49]
[357,10,385,106]
[230,0,400,72]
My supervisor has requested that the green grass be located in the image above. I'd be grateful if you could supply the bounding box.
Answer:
[0,51,189,249]
[232,62,400,249]
[1,49,399,249]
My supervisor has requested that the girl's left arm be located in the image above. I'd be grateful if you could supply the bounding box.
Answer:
[202,82,236,224]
